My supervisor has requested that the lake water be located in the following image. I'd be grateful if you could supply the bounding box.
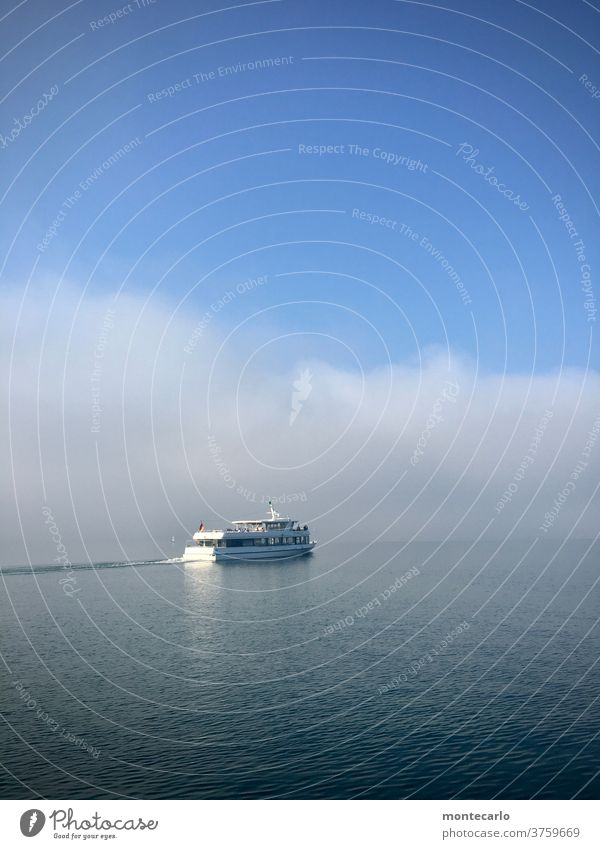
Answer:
[0,540,598,799]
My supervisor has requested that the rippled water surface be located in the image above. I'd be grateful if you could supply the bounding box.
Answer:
[0,540,598,799]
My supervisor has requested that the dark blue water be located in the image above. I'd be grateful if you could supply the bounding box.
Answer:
[0,540,598,799]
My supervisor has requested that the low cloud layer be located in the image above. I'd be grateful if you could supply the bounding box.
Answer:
[1,283,599,565]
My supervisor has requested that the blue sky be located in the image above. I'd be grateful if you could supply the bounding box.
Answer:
[2,0,600,561]
[2,0,598,374]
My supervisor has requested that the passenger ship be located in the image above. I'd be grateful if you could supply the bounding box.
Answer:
[182,503,316,562]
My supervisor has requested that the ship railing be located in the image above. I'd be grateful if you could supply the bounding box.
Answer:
[185,539,217,547]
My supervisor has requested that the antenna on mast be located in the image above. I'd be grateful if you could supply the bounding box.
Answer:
[268,498,280,520]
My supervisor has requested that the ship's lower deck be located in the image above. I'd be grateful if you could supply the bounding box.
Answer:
[183,542,315,562]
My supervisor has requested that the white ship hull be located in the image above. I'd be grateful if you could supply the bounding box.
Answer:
[183,542,315,562]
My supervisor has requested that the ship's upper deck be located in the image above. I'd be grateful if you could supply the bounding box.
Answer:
[191,503,308,540]
[232,518,294,530]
